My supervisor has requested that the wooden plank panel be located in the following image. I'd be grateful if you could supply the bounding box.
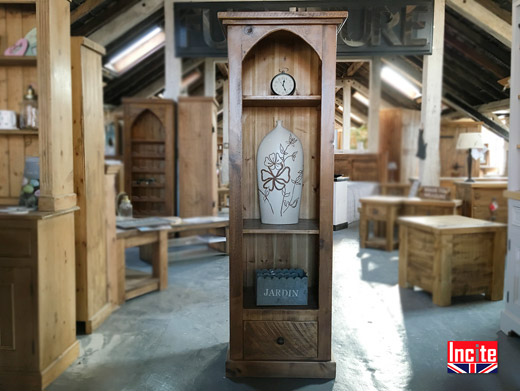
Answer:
[7,136,24,197]
[178,97,218,218]
[243,234,317,287]
[37,213,77,371]
[0,137,9,197]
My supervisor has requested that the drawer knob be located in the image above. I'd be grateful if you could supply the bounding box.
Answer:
[276,337,285,345]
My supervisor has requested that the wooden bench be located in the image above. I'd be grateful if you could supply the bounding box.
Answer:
[115,216,229,304]
[398,215,506,306]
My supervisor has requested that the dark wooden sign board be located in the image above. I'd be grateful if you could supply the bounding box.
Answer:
[174,1,434,57]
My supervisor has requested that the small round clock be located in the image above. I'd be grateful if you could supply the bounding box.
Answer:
[271,70,296,96]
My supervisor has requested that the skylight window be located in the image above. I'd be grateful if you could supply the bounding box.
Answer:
[381,66,421,100]
[353,91,369,106]
[350,112,363,123]
[105,27,165,74]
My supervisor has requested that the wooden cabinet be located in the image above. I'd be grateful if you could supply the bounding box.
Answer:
[178,96,218,217]
[71,37,112,333]
[455,181,508,223]
[0,2,78,389]
[0,213,79,390]
[440,121,482,178]
[219,11,347,379]
[379,108,421,183]
[501,0,520,337]
[334,153,383,181]
[123,98,175,216]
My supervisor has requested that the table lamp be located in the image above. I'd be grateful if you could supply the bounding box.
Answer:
[456,132,484,183]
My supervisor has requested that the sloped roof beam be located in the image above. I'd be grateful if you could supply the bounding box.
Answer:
[89,0,164,46]
[446,0,511,47]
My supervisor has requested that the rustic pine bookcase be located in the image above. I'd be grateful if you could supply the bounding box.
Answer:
[219,11,347,378]
[122,98,175,216]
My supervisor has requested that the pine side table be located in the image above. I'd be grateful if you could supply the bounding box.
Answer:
[398,215,507,306]
[359,196,405,251]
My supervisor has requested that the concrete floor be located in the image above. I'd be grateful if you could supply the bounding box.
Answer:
[49,223,520,391]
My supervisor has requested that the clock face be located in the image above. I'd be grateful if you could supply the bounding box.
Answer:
[271,73,296,96]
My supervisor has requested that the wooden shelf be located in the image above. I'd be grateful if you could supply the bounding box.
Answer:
[131,183,165,188]
[243,219,319,234]
[0,1,36,3]
[131,139,164,144]
[0,129,37,135]
[131,197,163,203]
[131,168,165,173]
[132,154,165,159]
[243,95,321,107]
[243,287,318,310]
[0,56,36,66]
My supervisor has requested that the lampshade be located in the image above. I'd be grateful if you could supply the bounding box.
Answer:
[456,132,485,150]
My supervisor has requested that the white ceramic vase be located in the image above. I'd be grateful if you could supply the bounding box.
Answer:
[257,120,303,224]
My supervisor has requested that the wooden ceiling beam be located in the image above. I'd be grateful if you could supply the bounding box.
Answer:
[446,0,511,47]
[71,0,142,37]
[89,0,164,47]
[445,11,510,67]
[70,0,105,24]
[444,34,508,79]
[477,99,510,113]
[346,62,365,77]
[475,0,512,23]
[444,93,509,140]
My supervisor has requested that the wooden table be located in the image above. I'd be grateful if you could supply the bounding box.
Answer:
[360,196,403,251]
[398,215,507,306]
[115,216,229,304]
[359,196,462,251]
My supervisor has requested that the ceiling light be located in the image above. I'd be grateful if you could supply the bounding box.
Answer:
[381,66,421,100]
[353,91,369,106]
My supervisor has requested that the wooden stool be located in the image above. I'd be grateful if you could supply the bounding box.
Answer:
[398,215,507,306]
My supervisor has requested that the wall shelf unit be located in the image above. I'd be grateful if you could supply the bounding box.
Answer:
[219,11,347,379]
[123,98,175,217]
[242,95,321,107]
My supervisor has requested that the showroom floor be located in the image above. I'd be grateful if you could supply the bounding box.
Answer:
[49,223,520,391]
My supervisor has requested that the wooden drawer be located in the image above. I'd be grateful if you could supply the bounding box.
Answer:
[243,321,317,360]
[364,204,388,220]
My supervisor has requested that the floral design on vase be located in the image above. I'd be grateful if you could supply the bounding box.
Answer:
[257,120,303,224]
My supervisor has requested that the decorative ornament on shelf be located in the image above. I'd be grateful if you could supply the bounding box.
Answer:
[24,28,37,56]
[20,85,38,130]
[4,38,28,56]
[489,197,499,221]
[18,156,39,209]
[257,120,303,224]
[271,68,296,96]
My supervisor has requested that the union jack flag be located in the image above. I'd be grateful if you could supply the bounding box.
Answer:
[447,363,498,374]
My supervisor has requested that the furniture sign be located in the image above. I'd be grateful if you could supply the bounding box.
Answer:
[174,1,433,57]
